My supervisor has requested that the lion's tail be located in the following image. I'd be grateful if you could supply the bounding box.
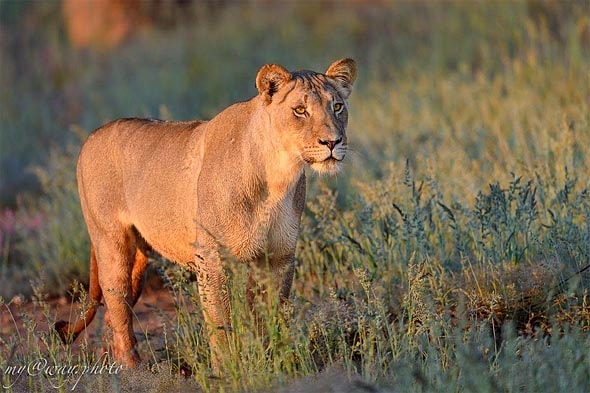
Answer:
[55,245,102,344]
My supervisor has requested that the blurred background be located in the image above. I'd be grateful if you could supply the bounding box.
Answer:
[0,0,589,297]
[2,0,588,204]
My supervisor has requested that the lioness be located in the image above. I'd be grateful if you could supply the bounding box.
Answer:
[56,58,356,372]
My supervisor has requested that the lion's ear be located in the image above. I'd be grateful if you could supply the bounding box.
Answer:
[325,58,357,99]
[256,64,291,103]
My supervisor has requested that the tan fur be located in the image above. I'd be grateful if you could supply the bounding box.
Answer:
[55,59,356,372]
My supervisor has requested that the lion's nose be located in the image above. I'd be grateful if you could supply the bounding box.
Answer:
[318,137,342,151]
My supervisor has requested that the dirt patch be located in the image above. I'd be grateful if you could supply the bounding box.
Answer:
[0,274,208,391]
[0,273,182,361]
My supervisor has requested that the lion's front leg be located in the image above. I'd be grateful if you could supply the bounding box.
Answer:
[193,252,231,375]
[246,255,295,338]
[277,257,295,303]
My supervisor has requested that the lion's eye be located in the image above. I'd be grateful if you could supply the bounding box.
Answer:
[293,106,307,116]
[334,103,343,113]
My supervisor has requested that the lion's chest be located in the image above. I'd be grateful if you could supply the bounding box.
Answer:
[225,191,300,262]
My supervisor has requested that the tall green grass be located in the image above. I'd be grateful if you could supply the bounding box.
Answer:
[1,1,589,392]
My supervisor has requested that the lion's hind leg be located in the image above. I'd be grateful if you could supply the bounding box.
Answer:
[93,228,145,368]
[101,244,149,358]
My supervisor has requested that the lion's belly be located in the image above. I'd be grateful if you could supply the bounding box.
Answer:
[143,231,196,264]
[124,185,198,264]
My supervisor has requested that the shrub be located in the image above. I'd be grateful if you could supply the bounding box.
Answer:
[16,129,90,297]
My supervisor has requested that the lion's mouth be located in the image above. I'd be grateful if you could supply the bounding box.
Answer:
[303,155,342,165]
[324,156,342,164]
[308,156,344,175]
[302,147,346,174]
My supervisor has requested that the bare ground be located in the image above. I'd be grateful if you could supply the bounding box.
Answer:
[1,273,388,392]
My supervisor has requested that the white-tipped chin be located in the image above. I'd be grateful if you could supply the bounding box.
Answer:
[310,159,343,176]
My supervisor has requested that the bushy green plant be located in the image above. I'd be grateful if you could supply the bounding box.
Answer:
[16,130,90,296]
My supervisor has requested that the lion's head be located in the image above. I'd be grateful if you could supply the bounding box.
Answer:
[255,58,356,175]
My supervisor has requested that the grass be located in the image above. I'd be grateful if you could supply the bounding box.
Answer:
[1,1,590,392]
